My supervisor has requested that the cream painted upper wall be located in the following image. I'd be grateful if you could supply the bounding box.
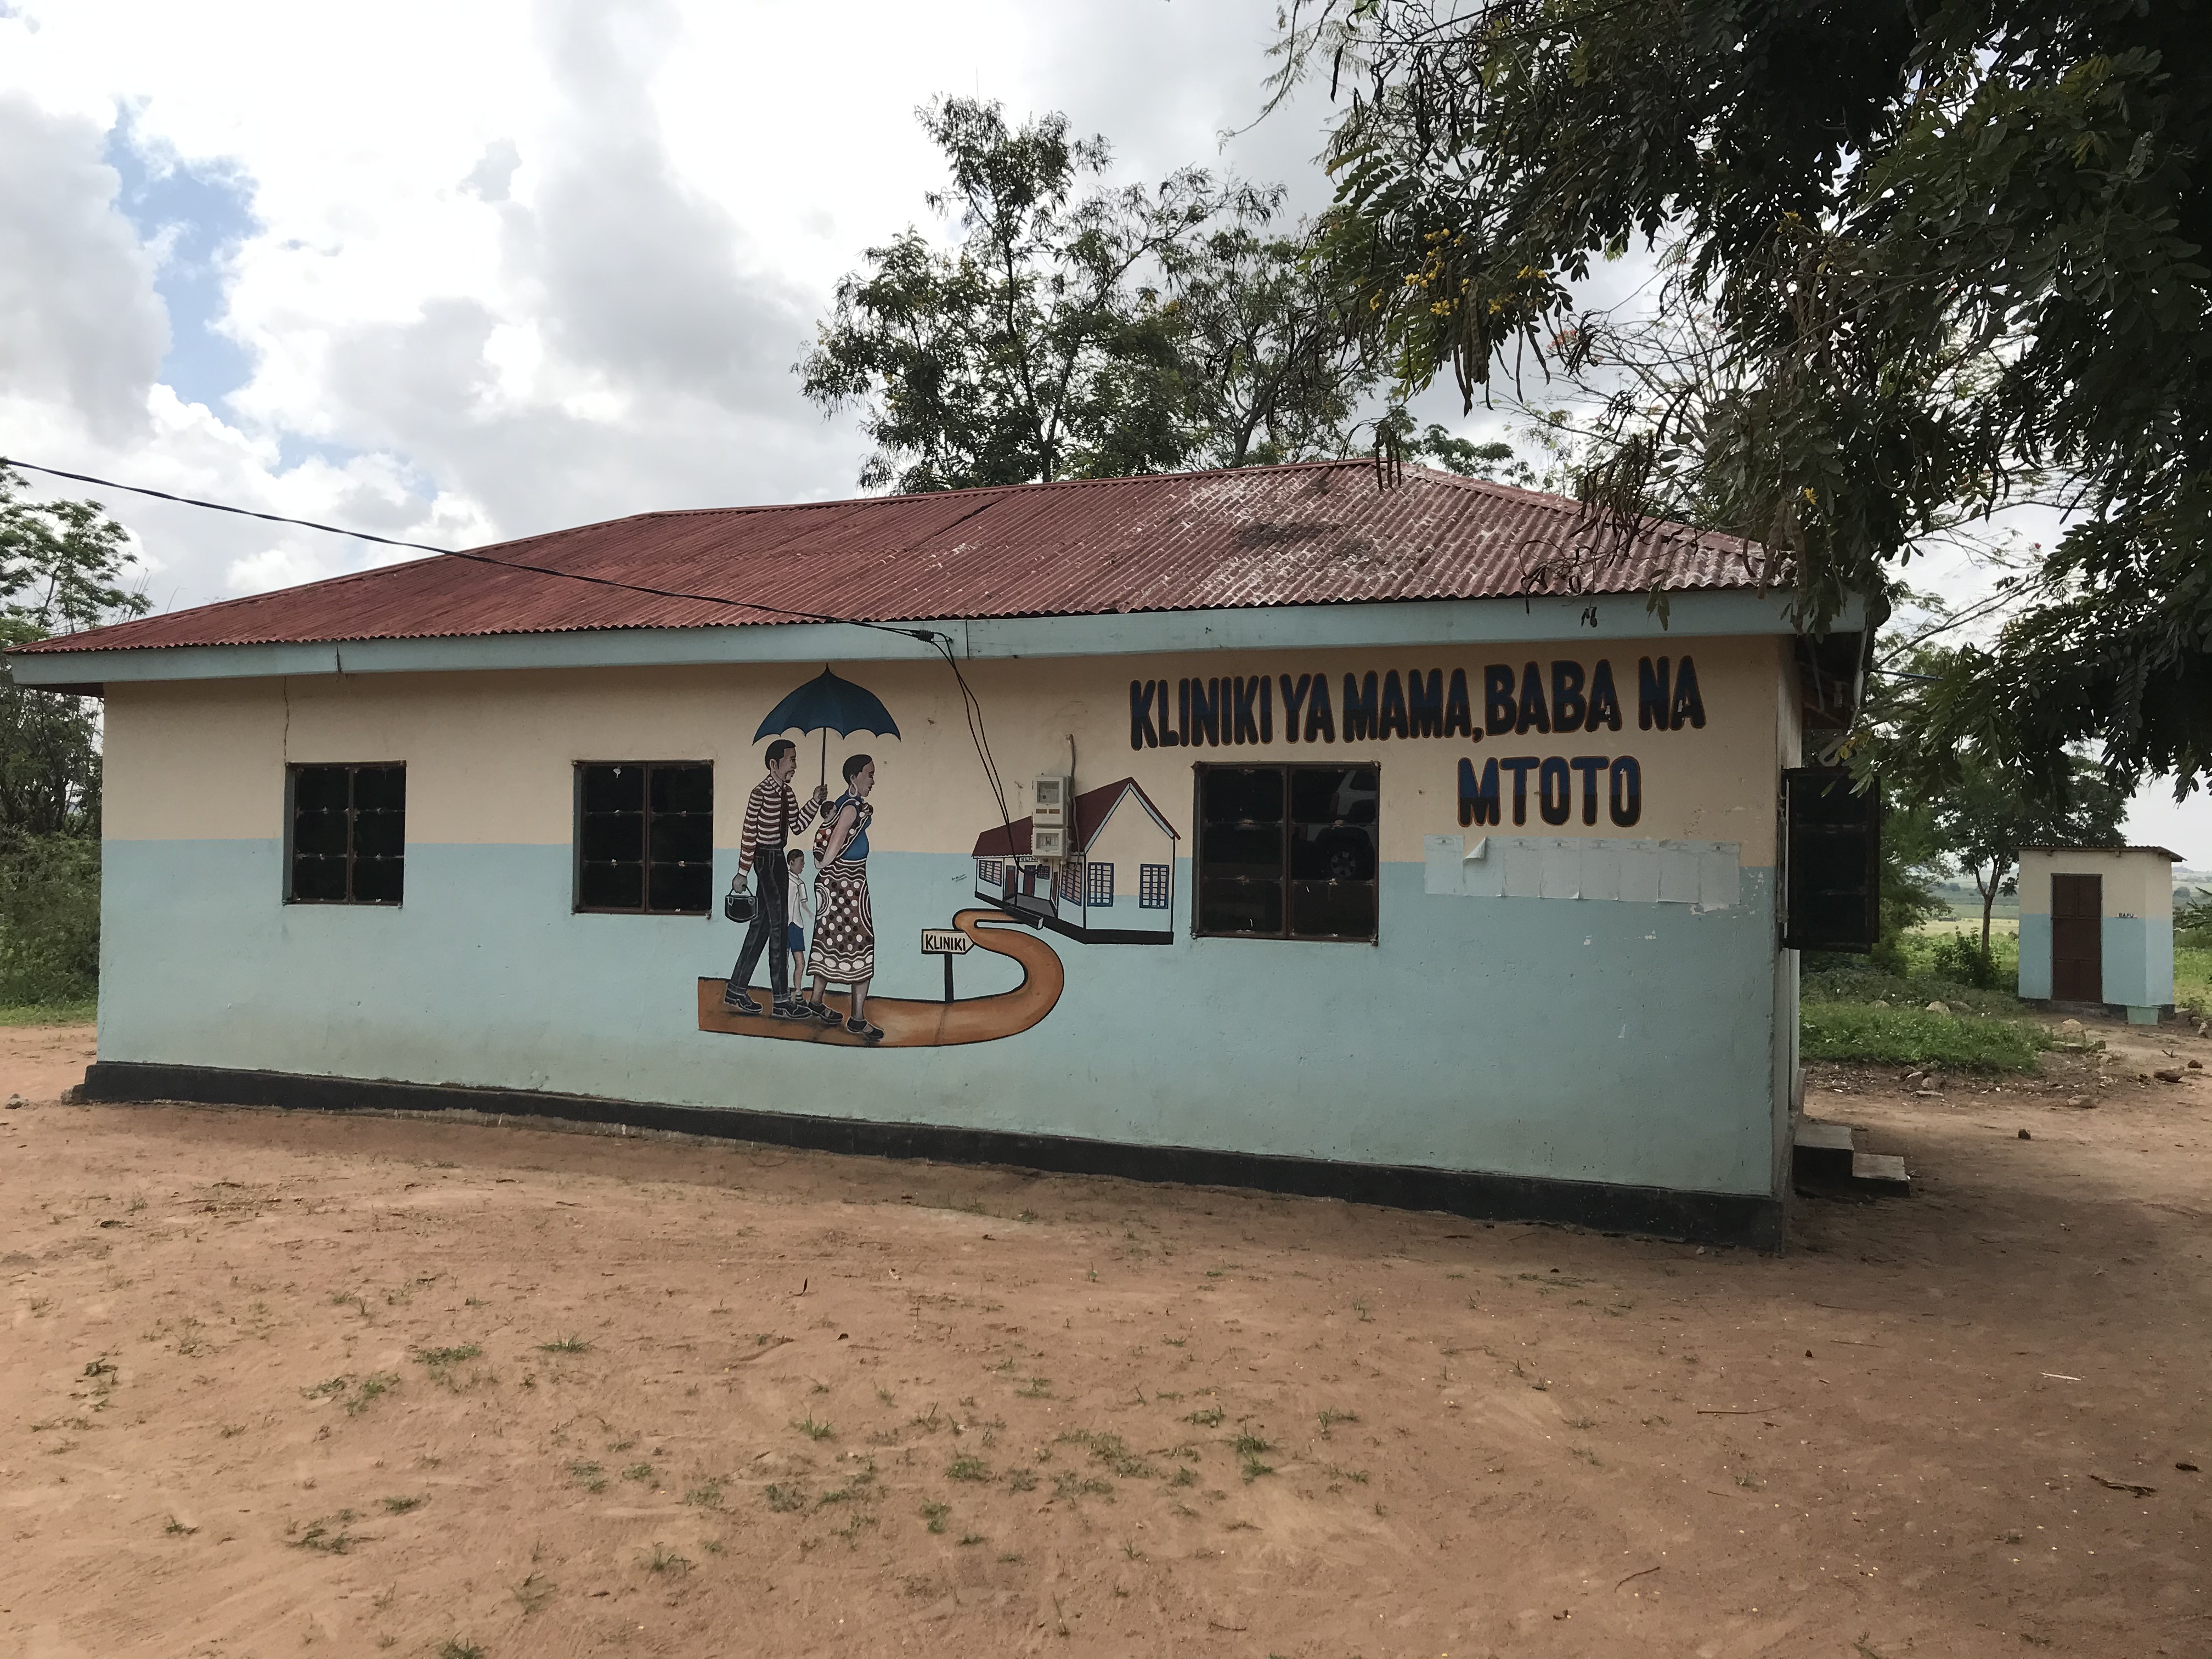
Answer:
[2017,849,2176,919]
[104,635,1788,864]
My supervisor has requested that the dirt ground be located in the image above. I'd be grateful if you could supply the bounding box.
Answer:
[2,1018,2208,1659]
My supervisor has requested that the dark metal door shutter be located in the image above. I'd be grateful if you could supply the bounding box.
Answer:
[1782,768,1882,951]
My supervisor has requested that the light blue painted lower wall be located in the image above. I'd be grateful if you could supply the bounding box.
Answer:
[2018,914,2053,999]
[2104,917,2171,1007]
[2015,913,2170,1005]
[99,840,1786,1198]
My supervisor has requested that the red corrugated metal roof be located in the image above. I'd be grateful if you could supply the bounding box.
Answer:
[12,460,1770,657]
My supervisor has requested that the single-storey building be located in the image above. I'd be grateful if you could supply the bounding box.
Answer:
[6,461,1877,1246]
[2016,845,2179,1022]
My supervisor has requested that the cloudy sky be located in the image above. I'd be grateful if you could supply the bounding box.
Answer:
[1,0,2201,857]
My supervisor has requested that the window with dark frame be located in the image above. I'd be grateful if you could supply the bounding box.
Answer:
[1194,763,1379,942]
[287,764,405,905]
[574,762,714,915]
[1139,864,1171,909]
[1085,860,1115,907]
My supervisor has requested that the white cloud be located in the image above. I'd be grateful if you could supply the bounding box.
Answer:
[0,0,2201,856]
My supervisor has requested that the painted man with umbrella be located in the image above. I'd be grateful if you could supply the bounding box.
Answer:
[724,668,900,1028]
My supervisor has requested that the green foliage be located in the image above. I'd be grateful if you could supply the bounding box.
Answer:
[1927,931,2005,991]
[1799,1000,2052,1073]
[1,467,144,1012]
[0,833,100,1005]
[1276,1,2212,789]
[799,98,1377,491]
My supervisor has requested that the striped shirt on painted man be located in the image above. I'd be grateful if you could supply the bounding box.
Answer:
[735,777,820,879]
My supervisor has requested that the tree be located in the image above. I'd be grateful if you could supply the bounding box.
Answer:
[1273,0,2212,794]
[1169,222,1374,469]
[798,97,1380,491]
[1932,752,2128,957]
[1865,636,2128,958]
[0,467,145,1002]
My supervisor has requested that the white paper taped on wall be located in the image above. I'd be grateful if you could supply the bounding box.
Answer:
[1423,835,1741,910]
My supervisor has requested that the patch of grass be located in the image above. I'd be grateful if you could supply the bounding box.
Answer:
[620,1463,654,1484]
[764,1482,806,1513]
[568,1460,607,1493]
[1003,1468,1039,1493]
[919,1499,951,1534]
[1014,1376,1052,1398]
[415,1344,482,1367]
[946,1455,989,1481]
[2176,943,2212,1018]
[793,1414,834,1441]
[1799,1000,2053,1072]
[1186,1406,1224,1427]
[163,1516,198,1535]
[1051,1471,1114,1502]
[0,1000,96,1027]
[1316,1407,1358,1434]
[287,1515,363,1554]
[1060,1430,1154,1479]
[642,1542,690,1575]
[1234,1432,1276,1482]
[538,1335,589,1353]
[301,1376,349,1400]
[437,1642,484,1659]
[343,1374,398,1417]
[379,1494,425,1514]
[684,1481,723,1509]
[958,1532,985,1545]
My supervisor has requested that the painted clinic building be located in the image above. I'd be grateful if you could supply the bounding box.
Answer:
[7,462,1874,1246]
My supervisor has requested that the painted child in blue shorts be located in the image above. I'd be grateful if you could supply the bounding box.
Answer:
[786,849,811,994]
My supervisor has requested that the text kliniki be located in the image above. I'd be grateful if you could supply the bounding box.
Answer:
[1128,658,1706,750]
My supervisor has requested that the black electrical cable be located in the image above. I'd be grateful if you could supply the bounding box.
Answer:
[0,454,945,646]
[3,453,1029,857]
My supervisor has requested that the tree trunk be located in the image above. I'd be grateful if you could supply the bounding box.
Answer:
[1981,858,2008,958]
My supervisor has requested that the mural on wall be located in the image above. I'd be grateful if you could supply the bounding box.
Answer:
[971,778,1179,945]
[698,668,1180,1050]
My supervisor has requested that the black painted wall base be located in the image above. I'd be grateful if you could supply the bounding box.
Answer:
[77,1061,1787,1250]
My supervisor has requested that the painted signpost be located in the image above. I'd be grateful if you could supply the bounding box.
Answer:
[921,925,974,1002]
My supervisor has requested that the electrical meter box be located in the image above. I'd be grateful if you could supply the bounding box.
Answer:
[1032,775,1072,860]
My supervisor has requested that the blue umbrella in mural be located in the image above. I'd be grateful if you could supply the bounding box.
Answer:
[754,666,902,790]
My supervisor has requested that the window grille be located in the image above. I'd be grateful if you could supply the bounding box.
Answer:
[1138,864,1172,910]
[286,764,405,905]
[1194,763,1378,941]
[1086,860,1114,907]
[574,762,714,915]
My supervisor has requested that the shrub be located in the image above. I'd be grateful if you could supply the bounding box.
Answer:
[0,833,100,1006]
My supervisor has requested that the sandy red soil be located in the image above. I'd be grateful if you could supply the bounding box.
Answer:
[2,1017,2208,1658]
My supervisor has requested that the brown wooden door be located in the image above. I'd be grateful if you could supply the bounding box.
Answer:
[2050,873,2103,1002]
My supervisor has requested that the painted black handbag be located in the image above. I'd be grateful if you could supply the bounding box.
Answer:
[724,884,756,924]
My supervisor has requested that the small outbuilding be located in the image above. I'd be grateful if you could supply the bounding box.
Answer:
[2017,845,2180,1022]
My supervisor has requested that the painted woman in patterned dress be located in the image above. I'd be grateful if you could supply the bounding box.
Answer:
[804,753,882,1041]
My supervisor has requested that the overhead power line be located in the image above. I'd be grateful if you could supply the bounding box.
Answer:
[1,453,1021,845]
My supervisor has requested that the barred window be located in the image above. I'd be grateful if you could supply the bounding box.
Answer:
[1194,763,1378,942]
[1086,860,1114,907]
[287,764,405,905]
[979,857,1003,884]
[575,762,714,915]
[1139,864,1171,910]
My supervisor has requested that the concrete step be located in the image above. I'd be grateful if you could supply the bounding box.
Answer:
[1792,1119,1857,1182]
[1849,1152,1911,1196]
[1792,1120,1911,1198]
